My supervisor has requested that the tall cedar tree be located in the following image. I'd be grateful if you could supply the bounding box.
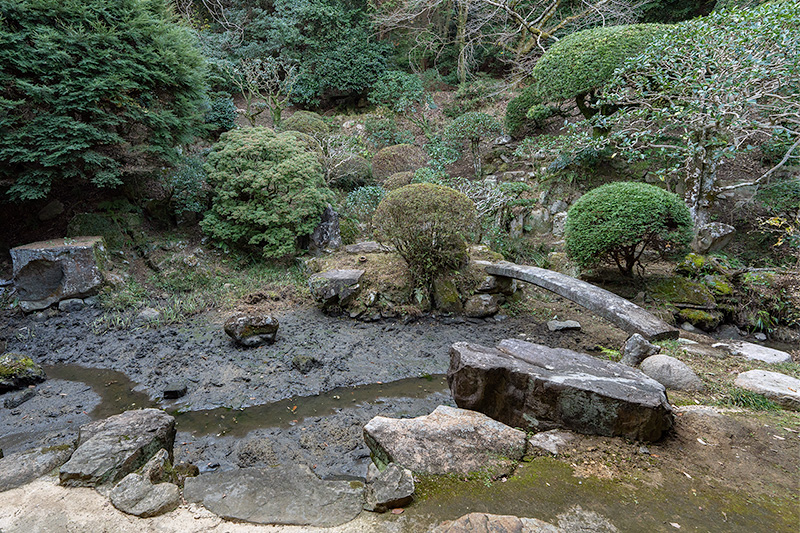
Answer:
[0,0,207,201]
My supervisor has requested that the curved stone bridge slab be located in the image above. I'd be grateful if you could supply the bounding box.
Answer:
[479,261,678,341]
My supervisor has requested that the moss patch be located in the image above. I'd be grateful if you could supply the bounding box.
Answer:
[649,276,716,307]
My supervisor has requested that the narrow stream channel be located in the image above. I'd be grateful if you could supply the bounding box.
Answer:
[43,364,449,437]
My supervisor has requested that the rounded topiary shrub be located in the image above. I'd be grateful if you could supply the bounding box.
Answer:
[505,85,539,139]
[328,154,372,190]
[565,182,693,276]
[373,183,476,289]
[371,144,427,181]
[282,110,330,135]
[444,111,503,177]
[200,127,335,259]
[383,171,414,190]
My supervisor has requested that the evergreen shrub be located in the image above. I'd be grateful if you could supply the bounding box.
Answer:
[371,144,427,181]
[200,127,334,259]
[282,111,330,135]
[565,182,693,276]
[373,183,476,288]
[0,0,207,201]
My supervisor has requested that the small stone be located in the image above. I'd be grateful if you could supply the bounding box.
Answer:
[620,334,661,367]
[3,387,36,409]
[463,294,502,318]
[680,322,697,332]
[551,212,568,237]
[57,298,85,312]
[292,354,322,374]
[224,314,279,347]
[754,332,767,341]
[527,429,576,456]
[364,463,415,512]
[716,341,791,364]
[163,381,187,399]
[109,473,180,517]
[138,308,161,323]
[547,320,581,332]
[0,353,46,393]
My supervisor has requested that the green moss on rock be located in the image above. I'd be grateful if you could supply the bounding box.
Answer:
[677,308,722,331]
[650,276,716,308]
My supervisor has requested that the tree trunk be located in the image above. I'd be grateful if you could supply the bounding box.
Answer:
[455,0,469,84]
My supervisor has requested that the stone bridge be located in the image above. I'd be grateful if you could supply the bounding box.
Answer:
[477,261,678,341]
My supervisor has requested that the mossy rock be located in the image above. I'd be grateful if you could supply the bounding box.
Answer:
[650,276,716,308]
[676,253,734,278]
[282,111,330,135]
[372,144,427,181]
[678,309,722,331]
[0,353,46,393]
[703,274,733,296]
[383,171,414,191]
[67,213,127,249]
[433,277,463,315]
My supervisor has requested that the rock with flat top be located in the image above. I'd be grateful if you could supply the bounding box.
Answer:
[448,339,673,441]
[183,465,363,527]
[224,314,279,346]
[344,241,391,254]
[0,443,75,492]
[714,341,791,364]
[547,320,581,332]
[109,472,180,517]
[59,409,175,487]
[432,513,560,533]
[734,370,800,410]
[363,405,526,475]
[11,237,106,312]
[308,269,364,309]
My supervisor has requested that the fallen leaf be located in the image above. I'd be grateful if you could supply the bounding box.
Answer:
[670,523,681,529]
[391,508,404,515]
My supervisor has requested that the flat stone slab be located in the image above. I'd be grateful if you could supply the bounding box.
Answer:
[0,444,75,492]
[448,339,674,441]
[432,513,560,533]
[344,241,391,254]
[734,370,800,410]
[308,269,365,308]
[11,236,106,311]
[363,405,526,475]
[713,341,792,364]
[59,409,175,487]
[183,465,364,527]
[479,261,678,340]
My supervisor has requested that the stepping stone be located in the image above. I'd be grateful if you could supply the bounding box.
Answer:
[183,465,363,527]
[547,320,581,332]
[363,405,526,476]
[734,370,800,410]
[449,339,674,441]
[713,341,791,364]
[0,443,75,492]
[59,409,175,487]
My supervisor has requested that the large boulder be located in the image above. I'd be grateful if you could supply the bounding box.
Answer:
[224,314,279,347]
[363,405,526,476]
[734,370,800,410]
[0,353,46,393]
[639,355,704,392]
[0,443,75,492]
[308,269,365,309]
[448,339,674,441]
[59,409,175,487]
[463,294,502,318]
[309,204,342,253]
[692,222,735,254]
[183,465,364,527]
[11,236,106,312]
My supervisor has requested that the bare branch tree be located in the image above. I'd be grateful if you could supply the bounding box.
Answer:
[226,58,299,128]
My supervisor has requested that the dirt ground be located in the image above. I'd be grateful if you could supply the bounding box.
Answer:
[0,288,798,531]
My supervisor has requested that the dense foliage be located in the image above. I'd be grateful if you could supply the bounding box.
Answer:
[373,183,476,289]
[444,112,502,177]
[588,1,800,225]
[200,127,334,259]
[0,0,207,201]
[527,24,666,119]
[565,182,693,276]
[368,71,432,133]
